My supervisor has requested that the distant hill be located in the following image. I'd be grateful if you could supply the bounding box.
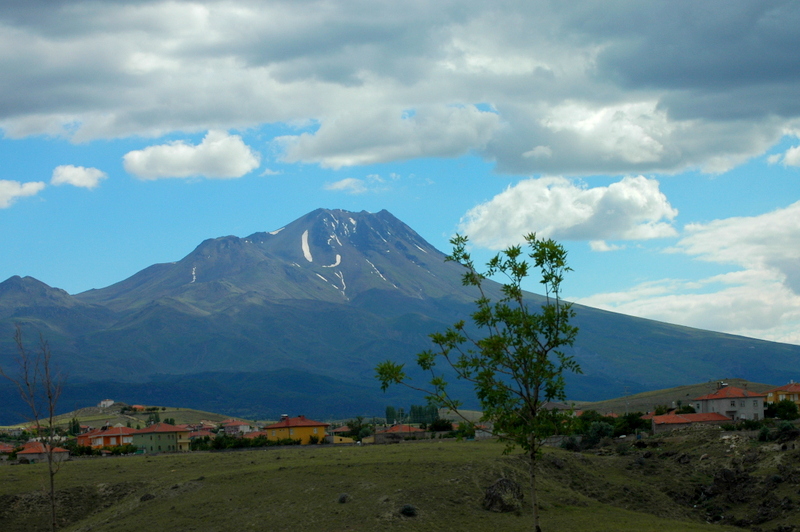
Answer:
[1,208,799,424]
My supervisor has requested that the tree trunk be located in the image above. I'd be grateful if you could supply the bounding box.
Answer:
[46,445,57,531]
[530,447,541,532]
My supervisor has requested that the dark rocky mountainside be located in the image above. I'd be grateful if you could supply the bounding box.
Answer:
[2,208,799,423]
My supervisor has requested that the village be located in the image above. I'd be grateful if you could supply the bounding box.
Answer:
[2,380,799,464]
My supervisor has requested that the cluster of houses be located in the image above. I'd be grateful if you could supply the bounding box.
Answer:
[2,381,798,462]
[650,381,800,433]
[70,414,335,454]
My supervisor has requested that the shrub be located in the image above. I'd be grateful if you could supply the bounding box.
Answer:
[560,436,581,452]
[584,421,614,448]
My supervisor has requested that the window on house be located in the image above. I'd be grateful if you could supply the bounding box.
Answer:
[739,400,745,407]
[313,427,318,434]
[780,394,786,401]
[272,430,276,436]
[290,429,294,435]
[730,401,736,407]
[753,400,758,407]
[753,414,759,421]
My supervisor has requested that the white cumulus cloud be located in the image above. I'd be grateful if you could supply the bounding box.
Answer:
[459,175,677,249]
[123,131,260,180]
[51,165,107,189]
[324,178,367,194]
[579,201,800,343]
[277,105,501,169]
[0,180,46,208]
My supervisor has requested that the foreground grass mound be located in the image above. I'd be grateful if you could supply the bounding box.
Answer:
[1,434,796,531]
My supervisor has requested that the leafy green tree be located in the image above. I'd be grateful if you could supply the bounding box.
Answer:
[653,404,670,415]
[584,421,615,448]
[68,417,81,436]
[614,412,650,436]
[774,399,800,420]
[428,418,453,432]
[385,405,397,424]
[377,234,580,532]
[345,416,372,440]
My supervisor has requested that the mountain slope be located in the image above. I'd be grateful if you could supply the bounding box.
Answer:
[2,208,800,423]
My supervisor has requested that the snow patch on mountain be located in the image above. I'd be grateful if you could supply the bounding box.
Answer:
[322,254,342,268]
[366,259,397,288]
[333,270,347,299]
[301,230,313,262]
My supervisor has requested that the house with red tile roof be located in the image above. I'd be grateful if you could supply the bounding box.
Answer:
[692,383,765,421]
[765,382,800,408]
[651,412,731,434]
[77,426,136,449]
[17,441,69,463]
[0,442,16,457]
[131,422,191,453]
[372,423,426,444]
[222,420,253,436]
[262,415,328,445]
[189,429,216,441]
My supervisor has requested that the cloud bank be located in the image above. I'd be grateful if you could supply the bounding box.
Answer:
[123,131,260,179]
[579,201,800,344]
[459,176,677,249]
[1,1,798,175]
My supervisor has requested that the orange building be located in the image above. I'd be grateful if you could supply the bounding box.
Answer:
[262,415,328,444]
[765,382,800,408]
[77,426,136,449]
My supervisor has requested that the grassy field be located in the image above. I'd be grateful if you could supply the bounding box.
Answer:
[5,433,794,532]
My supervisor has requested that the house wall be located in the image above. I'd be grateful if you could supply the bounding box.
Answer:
[132,432,178,453]
[767,390,800,407]
[266,425,325,444]
[695,397,764,421]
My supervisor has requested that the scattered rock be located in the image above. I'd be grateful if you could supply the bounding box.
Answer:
[338,493,351,504]
[482,478,523,513]
[140,493,155,502]
[399,504,418,517]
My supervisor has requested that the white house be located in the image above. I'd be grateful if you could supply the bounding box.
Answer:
[693,383,765,421]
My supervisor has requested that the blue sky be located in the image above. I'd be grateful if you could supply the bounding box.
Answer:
[2,1,800,344]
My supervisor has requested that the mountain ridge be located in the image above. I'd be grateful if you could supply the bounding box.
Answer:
[1,208,799,423]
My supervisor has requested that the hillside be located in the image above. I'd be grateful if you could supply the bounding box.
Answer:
[2,432,799,531]
[1,208,800,424]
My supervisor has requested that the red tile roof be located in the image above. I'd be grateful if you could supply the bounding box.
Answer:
[223,420,251,427]
[765,383,800,396]
[17,441,68,454]
[135,422,186,434]
[377,424,424,434]
[652,412,731,425]
[694,386,765,401]
[263,415,329,429]
[0,443,16,453]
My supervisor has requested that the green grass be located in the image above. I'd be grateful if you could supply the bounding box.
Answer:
[0,438,754,532]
